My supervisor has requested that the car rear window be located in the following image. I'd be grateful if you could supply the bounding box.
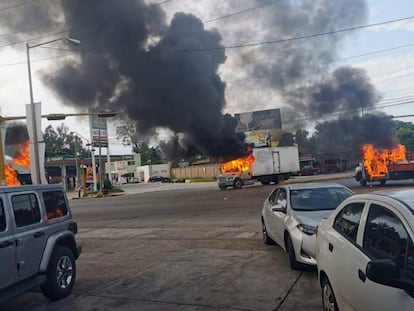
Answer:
[42,191,68,220]
[290,187,353,211]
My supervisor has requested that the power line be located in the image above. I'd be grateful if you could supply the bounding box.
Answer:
[0,21,65,38]
[0,30,68,48]
[0,0,37,12]
[213,15,414,52]
[283,99,414,124]
[32,15,414,54]
[0,52,74,67]
[226,42,414,86]
[204,0,278,24]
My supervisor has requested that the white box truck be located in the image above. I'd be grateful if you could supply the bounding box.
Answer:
[217,146,300,190]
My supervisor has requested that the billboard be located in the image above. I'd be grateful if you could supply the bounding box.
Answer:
[89,114,108,147]
[234,108,282,147]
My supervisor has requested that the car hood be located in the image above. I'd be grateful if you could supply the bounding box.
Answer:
[291,210,333,227]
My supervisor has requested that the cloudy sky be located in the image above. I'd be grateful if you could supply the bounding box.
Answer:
[0,0,413,156]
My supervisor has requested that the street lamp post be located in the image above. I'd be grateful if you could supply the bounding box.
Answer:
[26,37,80,184]
[73,136,79,188]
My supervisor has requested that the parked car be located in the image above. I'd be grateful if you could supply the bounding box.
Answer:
[261,182,354,269]
[317,190,414,311]
[0,184,81,304]
[148,175,171,183]
[298,165,320,176]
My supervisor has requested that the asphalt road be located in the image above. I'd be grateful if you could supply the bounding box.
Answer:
[3,175,414,311]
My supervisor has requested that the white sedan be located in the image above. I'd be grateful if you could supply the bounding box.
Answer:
[261,182,354,269]
[317,190,414,311]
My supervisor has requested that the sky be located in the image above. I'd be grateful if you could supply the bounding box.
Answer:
[0,0,413,156]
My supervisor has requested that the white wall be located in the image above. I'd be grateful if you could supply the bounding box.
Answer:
[136,163,170,182]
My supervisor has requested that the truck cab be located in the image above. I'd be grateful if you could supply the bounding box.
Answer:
[217,166,252,190]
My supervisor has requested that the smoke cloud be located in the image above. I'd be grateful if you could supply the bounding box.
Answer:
[0,0,393,159]
[4,123,29,158]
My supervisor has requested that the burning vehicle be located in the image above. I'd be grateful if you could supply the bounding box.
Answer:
[4,141,32,186]
[355,144,414,186]
[217,146,300,190]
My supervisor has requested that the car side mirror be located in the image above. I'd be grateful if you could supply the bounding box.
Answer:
[366,259,414,294]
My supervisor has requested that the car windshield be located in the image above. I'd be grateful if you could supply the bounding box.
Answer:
[289,187,353,211]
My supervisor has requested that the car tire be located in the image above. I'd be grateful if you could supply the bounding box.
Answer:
[41,246,76,301]
[286,235,301,270]
[321,277,339,311]
[233,179,242,189]
[262,219,275,245]
[219,185,227,190]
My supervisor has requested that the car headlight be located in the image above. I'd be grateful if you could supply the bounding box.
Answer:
[297,224,317,235]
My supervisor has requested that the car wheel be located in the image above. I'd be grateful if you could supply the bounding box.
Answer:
[219,185,227,190]
[262,219,275,245]
[321,277,339,311]
[41,246,76,301]
[233,179,242,189]
[286,235,301,270]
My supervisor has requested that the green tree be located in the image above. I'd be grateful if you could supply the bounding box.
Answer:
[116,122,165,164]
[44,124,87,158]
[395,121,414,152]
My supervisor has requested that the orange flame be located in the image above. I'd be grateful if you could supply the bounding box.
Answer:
[5,141,31,186]
[5,164,20,186]
[362,144,407,178]
[13,141,31,167]
[220,152,255,174]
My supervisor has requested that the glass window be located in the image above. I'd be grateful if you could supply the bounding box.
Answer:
[268,189,286,207]
[12,193,41,227]
[333,202,365,242]
[268,189,280,205]
[42,191,68,220]
[290,187,354,211]
[0,199,6,232]
[363,204,409,270]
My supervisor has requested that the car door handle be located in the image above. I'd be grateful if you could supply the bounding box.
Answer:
[0,240,14,248]
[358,269,366,283]
[328,243,334,252]
[33,231,45,238]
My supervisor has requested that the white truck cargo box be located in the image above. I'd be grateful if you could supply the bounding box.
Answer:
[252,146,300,177]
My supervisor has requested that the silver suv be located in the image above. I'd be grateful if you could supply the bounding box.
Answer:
[0,184,81,304]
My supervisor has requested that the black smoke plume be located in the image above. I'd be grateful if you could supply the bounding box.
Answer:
[0,0,394,159]
[4,123,29,158]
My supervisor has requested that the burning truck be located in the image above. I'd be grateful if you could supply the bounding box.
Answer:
[217,146,300,190]
[355,144,414,186]
[4,141,32,186]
